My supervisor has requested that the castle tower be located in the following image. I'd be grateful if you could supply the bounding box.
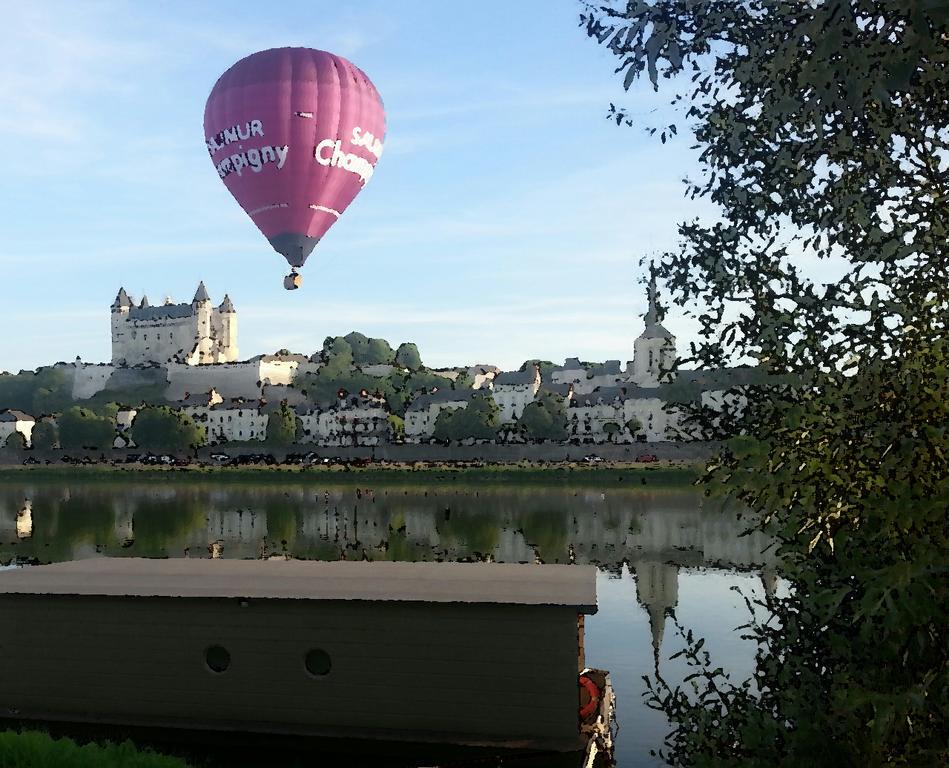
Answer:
[216,294,239,362]
[631,267,676,387]
[110,287,133,365]
[190,281,214,364]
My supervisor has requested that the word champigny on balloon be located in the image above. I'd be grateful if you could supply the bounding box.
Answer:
[314,126,383,186]
[206,119,289,179]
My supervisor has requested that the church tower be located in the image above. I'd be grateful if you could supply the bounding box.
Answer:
[631,267,676,387]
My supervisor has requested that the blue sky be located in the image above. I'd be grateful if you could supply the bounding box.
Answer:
[2,0,718,373]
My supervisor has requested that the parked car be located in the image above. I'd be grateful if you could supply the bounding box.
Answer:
[635,453,658,463]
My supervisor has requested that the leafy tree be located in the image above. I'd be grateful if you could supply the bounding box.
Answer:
[58,407,115,451]
[432,394,500,442]
[30,420,58,451]
[394,342,422,371]
[625,416,642,435]
[583,1,948,766]
[344,331,395,366]
[130,407,204,454]
[320,336,354,374]
[518,390,569,441]
[387,413,405,441]
[0,367,72,415]
[602,421,621,441]
[4,431,26,451]
[266,401,298,446]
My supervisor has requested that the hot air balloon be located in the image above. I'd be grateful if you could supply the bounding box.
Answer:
[203,48,386,290]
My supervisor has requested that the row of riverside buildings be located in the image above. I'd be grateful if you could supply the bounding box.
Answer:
[0,277,754,449]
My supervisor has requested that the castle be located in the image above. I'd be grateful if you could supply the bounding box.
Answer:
[110,283,238,366]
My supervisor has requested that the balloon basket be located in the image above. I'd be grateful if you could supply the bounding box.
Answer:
[283,272,303,291]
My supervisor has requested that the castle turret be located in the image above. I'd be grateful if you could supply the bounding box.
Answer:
[111,287,132,313]
[189,282,214,364]
[631,267,676,387]
[139,295,150,309]
[216,294,239,362]
[111,288,132,364]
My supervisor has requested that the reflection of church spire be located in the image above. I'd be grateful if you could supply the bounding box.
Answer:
[634,560,680,671]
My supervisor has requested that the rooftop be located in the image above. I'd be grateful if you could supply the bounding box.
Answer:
[494,369,538,386]
[0,558,597,611]
[0,409,34,422]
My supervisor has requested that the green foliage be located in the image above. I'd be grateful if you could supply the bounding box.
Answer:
[0,368,72,415]
[266,401,298,446]
[320,336,354,374]
[432,394,500,442]
[0,729,189,767]
[58,407,114,451]
[584,1,949,765]
[518,391,568,441]
[30,420,58,451]
[394,342,422,371]
[625,416,642,434]
[129,407,204,454]
[343,331,395,367]
[4,432,26,451]
[387,413,405,440]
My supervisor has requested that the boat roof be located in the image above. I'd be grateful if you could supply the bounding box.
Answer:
[0,558,597,612]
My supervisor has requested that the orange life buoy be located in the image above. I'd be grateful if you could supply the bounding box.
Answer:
[579,674,600,720]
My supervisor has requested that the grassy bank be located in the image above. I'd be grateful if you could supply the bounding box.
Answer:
[0,461,701,487]
[0,730,188,768]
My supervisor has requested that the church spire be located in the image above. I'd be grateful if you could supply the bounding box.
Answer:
[644,263,660,327]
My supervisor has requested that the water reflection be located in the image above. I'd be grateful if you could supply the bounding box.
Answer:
[0,481,777,768]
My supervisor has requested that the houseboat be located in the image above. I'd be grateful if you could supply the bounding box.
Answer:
[0,558,614,766]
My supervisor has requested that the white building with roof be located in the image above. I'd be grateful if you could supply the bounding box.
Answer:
[111,283,238,366]
[404,389,473,442]
[0,410,35,448]
[179,396,266,445]
[297,392,390,446]
[491,366,541,423]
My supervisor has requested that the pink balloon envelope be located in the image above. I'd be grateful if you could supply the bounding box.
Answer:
[204,47,386,280]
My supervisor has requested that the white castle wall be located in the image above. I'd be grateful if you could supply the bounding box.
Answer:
[166,362,266,401]
[68,364,116,400]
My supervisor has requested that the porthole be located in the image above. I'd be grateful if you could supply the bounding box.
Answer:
[305,648,331,677]
[205,645,230,673]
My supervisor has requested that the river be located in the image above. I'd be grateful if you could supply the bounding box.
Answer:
[0,479,779,767]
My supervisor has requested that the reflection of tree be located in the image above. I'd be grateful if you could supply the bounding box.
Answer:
[518,507,570,563]
[128,493,207,556]
[437,509,499,557]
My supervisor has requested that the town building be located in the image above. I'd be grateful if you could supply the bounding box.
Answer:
[111,283,238,366]
[180,394,267,445]
[404,389,474,442]
[491,366,541,423]
[297,391,390,447]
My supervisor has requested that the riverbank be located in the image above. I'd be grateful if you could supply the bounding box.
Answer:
[0,461,702,487]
